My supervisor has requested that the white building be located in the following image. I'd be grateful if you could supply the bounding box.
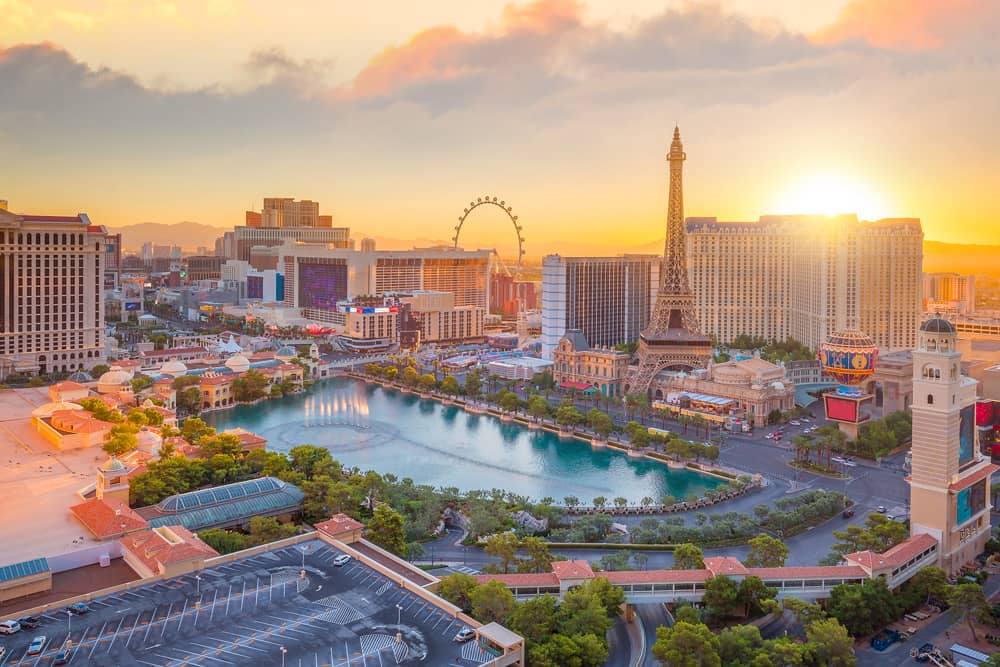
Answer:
[487,357,553,381]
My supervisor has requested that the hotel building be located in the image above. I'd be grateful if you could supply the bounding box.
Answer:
[923,272,976,315]
[0,203,107,376]
[686,215,922,352]
[541,254,660,360]
[552,330,631,398]
[279,242,491,314]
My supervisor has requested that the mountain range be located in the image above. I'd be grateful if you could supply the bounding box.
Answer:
[108,222,999,276]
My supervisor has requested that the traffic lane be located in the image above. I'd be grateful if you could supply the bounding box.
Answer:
[603,616,632,667]
[635,603,672,667]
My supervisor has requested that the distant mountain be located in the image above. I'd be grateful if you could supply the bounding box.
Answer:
[109,222,224,253]
[923,241,1000,277]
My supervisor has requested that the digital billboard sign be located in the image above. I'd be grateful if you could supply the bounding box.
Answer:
[298,261,347,310]
[824,395,858,422]
[956,478,987,525]
[959,404,976,466]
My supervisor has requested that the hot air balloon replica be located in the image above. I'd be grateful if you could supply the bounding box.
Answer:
[818,330,878,439]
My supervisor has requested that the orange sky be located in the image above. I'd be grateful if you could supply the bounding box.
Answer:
[1,0,998,247]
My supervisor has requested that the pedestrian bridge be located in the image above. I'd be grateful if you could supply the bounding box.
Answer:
[474,533,939,605]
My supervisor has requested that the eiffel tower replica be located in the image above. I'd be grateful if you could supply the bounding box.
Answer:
[630,126,712,394]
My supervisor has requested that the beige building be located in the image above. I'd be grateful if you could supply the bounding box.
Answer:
[552,330,631,398]
[648,357,796,427]
[923,272,975,314]
[870,349,914,414]
[908,316,997,575]
[401,291,485,344]
[686,215,922,352]
[0,205,107,375]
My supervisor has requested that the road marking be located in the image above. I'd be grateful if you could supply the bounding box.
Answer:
[240,579,246,614]
[143,607,156,645]
[160,602,173,639]
[226,584,233,616]
[106,616,125,653]
[124,611,143,647]
[211,590,219,622]
[176,598,188,633]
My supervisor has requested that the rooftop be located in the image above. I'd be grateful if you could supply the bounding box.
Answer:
[70,497,150,539]
[551,560,595,580]
[0,557,49,583]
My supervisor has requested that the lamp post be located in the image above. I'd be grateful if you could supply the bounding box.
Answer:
[280,646,287,667]
[196,574,202,596]
[301,544,309,569]
[396,604,402,626]
[67,609,72,635]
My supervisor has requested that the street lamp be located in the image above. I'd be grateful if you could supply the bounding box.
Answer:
[396,604,403,626]
[67,609,72,635]
[280,646,287,667]
[196,574,202,595]
[301,544,309,569]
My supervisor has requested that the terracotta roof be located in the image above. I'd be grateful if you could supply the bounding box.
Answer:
[704,556,748,577]
[316,513,364,535]
[94,395,122,408]
[114,359,142,368]
[200,375,232,386]
[70,498,149,539]
[552,560,595,580]
[844,533,939,571]
[52,381,88,392]
[49,410,115,434]
[223,428,266,448]
[949,464,1000,493]
[121,525,218,574]
[474,573,560,587]
[604,569,712,584]
[747,566,867,580]
[141,347,208,359]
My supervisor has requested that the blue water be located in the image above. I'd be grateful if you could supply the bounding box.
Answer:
[203,377,725,503]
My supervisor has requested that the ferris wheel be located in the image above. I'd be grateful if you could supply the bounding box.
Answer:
[452,195,525,279]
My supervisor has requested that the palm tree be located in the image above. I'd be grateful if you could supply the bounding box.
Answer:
[613,496,628,512]
[791,434,813,465]
[563,495,579,509]
[640,496,654,510]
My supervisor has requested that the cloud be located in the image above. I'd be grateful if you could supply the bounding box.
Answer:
[812,0,1000,50]
[244,47,335,91]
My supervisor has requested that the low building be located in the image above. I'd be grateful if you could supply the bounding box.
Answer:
[31,402,115,450]
[48,381,91,403]
[784,360,822,386]
[138,347,210,372]
[0,558,52,604]
[552,330,630,398]
[645,357,796,427]
[221,427,268,454]
[121,525,219,579]
[871,349,914,413]
[70,497,149,541]
[135,477,304,532]
[486,356,553,381]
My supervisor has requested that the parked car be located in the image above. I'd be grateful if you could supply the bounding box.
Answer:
[842,509,855,518]
[790,420,801,426]
[27,636,47,656]
[876,506,887,513]
[332,554,352,567]
[69,602,90,614]
[0,646,6,660]
[54,648,70,665]
[454,627,475,643]
[18,616,41,629]
[0,620,20,635]
[912,643,936,662]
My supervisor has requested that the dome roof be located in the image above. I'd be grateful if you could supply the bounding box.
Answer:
[275,345,297,361]
[100,456,128,473]
[98,369,131,386]
[159,359,188,376]
[136,428,163,453]
[920,316,956,334]
[824,330,876,349]
[225,353,251,373]
[67,371,93,383]
[32,401,86,419]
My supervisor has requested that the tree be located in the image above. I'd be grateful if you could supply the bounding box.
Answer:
[484,532,521,574]
[563,495,579,509]
[592,496,607,512]
[744,533,789,568]
[737,576,777,617]
[902,566,949,609]
[178,386,201,415]
[180,417,214,444]
[557,584,614,637]
[438,573,478,611]
[440,375,460,396]
[401,366,419,386]
[767,408,783,424]
[464,369,482,396]
[198,432,242,458]
[949,582,989,642]
[828,578,899,636]
[588,410,613,439]
[470,580,516,623]
[519,537,554,574]
[672,543,705,570]
[703,575,740,620]
[613,496,628,511]
[717,625,764,666]
[418,373,437,391]
[367,504,406,555]
[830,512,907,558]
[507,595,557,644]
[102,425,138,456]
[233,369,269,402]
[806,617,856,667]
[529,396,551,420]
[652,621,721,667]
[674,605,701,625]
[77,397,124,423]
[784,598,827,627]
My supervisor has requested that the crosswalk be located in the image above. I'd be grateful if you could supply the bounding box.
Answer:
[462,640,496,663]
[313,594,366,625]
[359,634,408,664]
[375,580,393,596]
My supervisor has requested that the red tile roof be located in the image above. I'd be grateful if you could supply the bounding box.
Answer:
[844,533,939,571]
[200,375,232,386]
[747,566,867,580]
[704,556,748,577]
[315,514,364,535]
[70,498,149,539]
[121,526,218,574]
[114,359,142,368]
[475,573,560,587]
[52,381,88,392]
[949,464,1000,493]
[552,560,595,580]
[604,569,712,584]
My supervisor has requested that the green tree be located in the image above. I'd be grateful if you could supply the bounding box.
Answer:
[652,621,721,667]
[507,595,557,644]
[77,397,124,423]
[784,598,827,627]
[484,532,521,574]
[672,543,705,570]
[519,537,554,574]
[902,566,949,609]
[180,417,213,443]
[247,516,299,543]
[401,366,419,386]
[439,375,460,395]
[529,396,551,420]
[178,386,202,415]
[418,373,437,391]
[232,369,269,402]
[588,409,613,439]
[806,617,856,667]
[737,576,777,617]
[674,605,701,625]
[717,625,764,666]
[828,578,900,636]
[102,426,138,456]
[557,584,613,638]
[830,512,908,558]
[744,533,789,568]
[703,575,740,620]
[198,432,242,458]
[949,582,989,641]
[438,573,478,611]
[470,580,516,623]
[464,369,482,396]
[198,528,251,554]
[367,503,407,555]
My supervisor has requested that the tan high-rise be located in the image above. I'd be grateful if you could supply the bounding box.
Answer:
[908,316,997,575]
[686,215,922,352]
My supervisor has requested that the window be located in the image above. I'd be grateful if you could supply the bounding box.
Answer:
[927,394,934,405]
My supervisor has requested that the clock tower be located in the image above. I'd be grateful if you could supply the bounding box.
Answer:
[908,315,997,575]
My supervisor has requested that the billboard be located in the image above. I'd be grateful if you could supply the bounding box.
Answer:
[959,404,976,466]
[976,400,996,427]
[825,395,858,422]
[124,301,142,311]
[956,478,987,525]
[298,261,348,310]
[247,275,263,300]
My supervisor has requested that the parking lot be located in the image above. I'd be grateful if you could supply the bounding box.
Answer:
[0,539,495,666]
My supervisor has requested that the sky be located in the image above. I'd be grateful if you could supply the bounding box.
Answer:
[1,0,998,250]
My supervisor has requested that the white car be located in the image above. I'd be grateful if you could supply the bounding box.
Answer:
[454,627,475,643]
[0,620,19,635]
[790,420,801,426]
[333,554,352,567]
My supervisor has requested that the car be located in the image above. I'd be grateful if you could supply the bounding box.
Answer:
[18,616,41,629]
[0,647,6,660]
[0,620,20,635]
[842,509,855,518]
[68,602,90,614]
[801,418,811,423]
[876,506,887,513]
[27,636,46,656]
[54,649,70,665]
[332,554,352,567]
[454,627,476,643]
[790,420,801,426]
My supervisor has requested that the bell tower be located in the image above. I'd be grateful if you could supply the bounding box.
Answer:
[908,315,997,575]
[96,456,131,504]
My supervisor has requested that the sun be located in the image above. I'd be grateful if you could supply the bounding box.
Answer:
[772,173,891,220]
